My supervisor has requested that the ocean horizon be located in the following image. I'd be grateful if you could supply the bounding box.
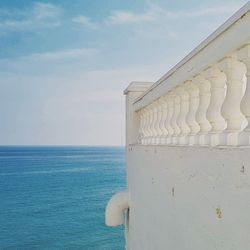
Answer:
[0,146,125,249]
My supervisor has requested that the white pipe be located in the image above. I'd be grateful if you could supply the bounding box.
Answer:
[105,190,129,227]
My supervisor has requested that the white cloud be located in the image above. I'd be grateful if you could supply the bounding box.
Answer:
[27,48,98,61]
[0,20,31,29]
[107,1,245,25]
[151,2,244,19]
[0,48,98,72]
[72,15,98,29]
[0,2,61,31]
[107,10,155,24]
[33,2,60,20]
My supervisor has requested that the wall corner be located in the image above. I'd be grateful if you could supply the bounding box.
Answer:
[124,81,153,146]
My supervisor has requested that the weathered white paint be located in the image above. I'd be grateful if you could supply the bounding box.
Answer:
[106,3,250,250]
[127,145,250,250]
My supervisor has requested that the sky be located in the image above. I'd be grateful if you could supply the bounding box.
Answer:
[0,0,248,146]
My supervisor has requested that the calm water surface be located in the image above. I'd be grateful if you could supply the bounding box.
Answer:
[0,146,125,250]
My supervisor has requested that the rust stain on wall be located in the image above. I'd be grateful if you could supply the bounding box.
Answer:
[240,165,245,173]
[216,208,222,219]
[172,187,175,197]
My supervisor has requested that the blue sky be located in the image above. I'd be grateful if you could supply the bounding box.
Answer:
[0,0,248,145]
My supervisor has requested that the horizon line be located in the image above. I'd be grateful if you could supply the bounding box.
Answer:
[0,144,125,147]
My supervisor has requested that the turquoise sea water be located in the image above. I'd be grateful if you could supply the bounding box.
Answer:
[0,146,125,250]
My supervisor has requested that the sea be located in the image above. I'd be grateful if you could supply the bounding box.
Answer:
[0,146,126,250]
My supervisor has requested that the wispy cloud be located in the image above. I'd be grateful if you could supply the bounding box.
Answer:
[27,48,98,61]
[32,2,60,20]
[0,2,61,31]
[0,20,31,29]
[150,2,244,19]
[107,10,155,24]
[0,48,98,72]
[0,47,98,75]
[107,1,244,25]
[72,15,98,29]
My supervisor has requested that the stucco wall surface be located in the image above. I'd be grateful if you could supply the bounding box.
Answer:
[126,145,250,250]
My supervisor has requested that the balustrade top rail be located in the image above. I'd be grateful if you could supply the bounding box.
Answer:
[132,1,250,147]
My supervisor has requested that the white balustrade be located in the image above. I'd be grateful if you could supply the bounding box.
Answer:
[135,42,250,147]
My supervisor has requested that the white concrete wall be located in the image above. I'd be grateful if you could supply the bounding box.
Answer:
[126,145,250,250]
[118,5,250,250]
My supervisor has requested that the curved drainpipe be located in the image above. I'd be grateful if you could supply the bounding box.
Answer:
[105,190,129,227]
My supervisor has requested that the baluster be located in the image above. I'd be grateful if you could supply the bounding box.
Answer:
[144,107,150,145]
[142,107,147,144]
[148,104,153,144]
[193,75,211,145]
[159,96,168,144]
[153,103,159,144]
[148,105,154,144]
[176,85,190,145]
[138,110,143,144]
[165,94,174,144]
[150,103,157,144]
[140,109,146,145]
[219,54,246,146]
[170,90,181,144]
[155,100,163,144]
[238,44,250,146]
[184,80,200,145]
[204,66,226,146]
